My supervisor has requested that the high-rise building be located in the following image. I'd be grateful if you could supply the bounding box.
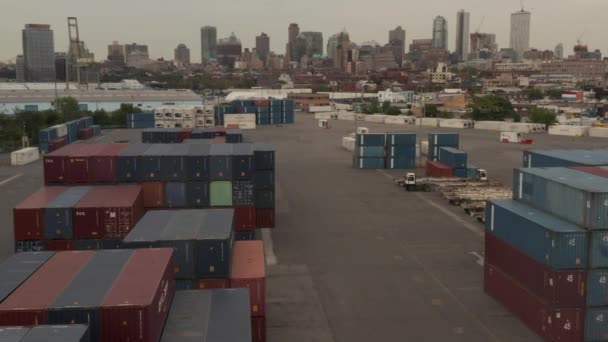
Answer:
[256,33,270,61]
[125,43,150,68]
[432,16,448,50]
[300,32,324,57]
[54,52,67,81]
[15,55,24,82]
[287,23,300,61]
[327,33,340,60]
[389,26,406,67]
[217,33,242,68]
[22,24,56,82]
[201,26,217,62]
[509,9,531,61]
[470,33,497,59]
[455,10,470,61]
[174,44,191,68]
[333,31,358,73]
[107,41,125,66]
[555,43,564,59]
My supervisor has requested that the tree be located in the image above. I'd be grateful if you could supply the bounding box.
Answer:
[385,106,402,115]
[52,97,81,121]
[529,107,557,128]
[424,104,439,117]
[381,101,391,113]
[526,88,544,101]
[468,95,518,121]
[363,99,380,114]
[546,89,563,100]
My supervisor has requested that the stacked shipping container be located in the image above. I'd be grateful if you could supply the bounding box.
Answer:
[485,155,608,341]
[141,127,242,144]
[353,133,416,169]
[214,99,295,126]
[127,113,155,129]
[38,117,99,153]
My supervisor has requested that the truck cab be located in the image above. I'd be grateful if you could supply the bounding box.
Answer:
[477,169,488,181]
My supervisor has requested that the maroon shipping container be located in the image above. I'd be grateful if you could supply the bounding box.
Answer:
[177,128,192,143]
[231,241,266,317]
[77,127,94,140]
[0,251,94,326]
[485,232,586,308]
[196,278,229,289]
[211,137,226,144]
[425,160,453,177]
[66,144,105,184]
[234,206,256,232]
[43,144,81,184]
[43,240,74,251]
[252,316,266,342]
[253,100,270,107]
[214,127,227,137]
[13,187,67,240]
[100,248,175,342]
[484,263,584,342]
[142,182,165,208]
[48,137,68,153]
[90,144,128,183]
[573,166,608,178]
[256,208,275,228]
[73,185,144,239]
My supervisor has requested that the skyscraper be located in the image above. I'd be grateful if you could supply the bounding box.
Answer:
[217,33,242,68]
[22,24,56,82]
[327,33,340,60]
[287,23,300,62]
[174,44,191,68]
[470,33,497,59]
[107,41,125,67]
[201,26,217,62]
[256,33,270,62]
[510,9,531,61]
[389,26,406,67]
[300,32,323,57]
[432,16,448,50]
[455,10,470,61]
[555,43,564,60]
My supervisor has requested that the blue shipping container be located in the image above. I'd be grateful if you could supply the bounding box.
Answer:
[142,144,173,181]
[453,168,467,178]
[165,182,188,208]
[355,133,386,146]
[253,143,274,170]
[185,143,211,181]
[254,190,274,209]
[232,144,253,179]
[355,146,385,158]
[387,145,416,158]
[485,199,588,269]
[186,182,210,208]
[466,164,477,179]
[428,133,459,147]
[513,167,608,230]
[162,145,189,181]
[353,157,385,169]
[590,230,608,268]
[128,120,155,129]
[438,147,468,169]
[587,269,608,306]
[116,144,151,182]
[253,170,274,190]
[386,133,416,146]
[44,187,92,239]
[127,113,155,121]
[385,157,415,169]
[523,149,608,168]
[585,307,608,342]
[427,144,459,162]
[209,144,233,180]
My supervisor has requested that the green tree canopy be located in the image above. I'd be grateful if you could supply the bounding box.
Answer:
[526,88,544,101]
[529,107,557,128]
[468,95,519,121]
[424,104,439,117]
[52,97,81,121]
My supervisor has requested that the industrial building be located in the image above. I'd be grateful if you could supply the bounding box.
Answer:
[0,88,202,114]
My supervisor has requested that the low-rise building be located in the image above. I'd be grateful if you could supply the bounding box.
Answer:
[540,59,607,82]
[288,93,330,110]
[428,62,453,84]
[378,89,414,103]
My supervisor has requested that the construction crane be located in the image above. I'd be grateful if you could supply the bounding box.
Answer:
[475,16,485,34]
[67,17,94,88]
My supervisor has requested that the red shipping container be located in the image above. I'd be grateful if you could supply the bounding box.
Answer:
[485,232,586,308]
[253,100,270,107]
[211,137,226,144]
[256,208,275,228]
[142,182,165,208]
[44,144,80,184]
[235,206,256,232]
[77,127,94,140]
[90,144,128,183]
[66,144,105,184]
[43,240,74,251]
[73,185,144,239]
[100,248,175,342]
[231,241,266,317]
[196,278,229,289]
[226,124,240,129]
[214,127,226,137]
[48,137,68,153]
[0,251,94,326]
[13,186,67,240]
[252,316,266,342]
[573,166,608,178]
[177,128,192,143]
[425,160,453,177]
[484,263,584,342]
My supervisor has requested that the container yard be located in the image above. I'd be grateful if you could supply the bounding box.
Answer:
[6,112,608,342]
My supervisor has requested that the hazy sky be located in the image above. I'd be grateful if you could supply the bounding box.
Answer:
[1,0,606,63]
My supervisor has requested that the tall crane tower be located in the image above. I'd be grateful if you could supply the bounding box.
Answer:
[67,17,94,88]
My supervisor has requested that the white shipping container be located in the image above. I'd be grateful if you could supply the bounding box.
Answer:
[11,147,40,166]
[337,112,356,121]
[415,118,440,127]
[309,105,333,113]
[548,125,590,137]
[421,141,429,156]
[365,114,388,123]
[403,116,416,125]
[225,121,256,130]
[356,127,369,134]
[384,116,407,125]
[334,103,352,111]
[474,121,503,131]
[314,113,334,120]
[589,127,608,138]
[439,119,474,129]
[50,124,68,138]
[342,136,356,152]
[225,114,256,123]
[319,119,329,128]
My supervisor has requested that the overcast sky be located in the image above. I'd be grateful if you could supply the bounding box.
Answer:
[1,0,606,63]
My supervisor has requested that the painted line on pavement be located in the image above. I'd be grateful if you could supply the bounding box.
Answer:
[0,174,22,187]
[261,228,278,266]
[415,193,484,237]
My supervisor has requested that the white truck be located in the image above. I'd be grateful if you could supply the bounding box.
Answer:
[500,132,533,144]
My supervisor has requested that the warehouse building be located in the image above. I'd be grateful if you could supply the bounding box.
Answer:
[0,88,202,114]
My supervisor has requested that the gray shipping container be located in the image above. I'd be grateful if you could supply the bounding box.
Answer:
[48,250,133,342]
[253,170,274,190]
[161,289,251,342]
[21,325,90,342]
[185,143,211,181]
[0,252,54,302]
[0,327,29,341]
[209,144,233,181]
[142,144,173,181]
[162,144,189,181]
[44,187,92,240]
[513,167,608,230]
[116,144,151,182]
[165,182,188,208]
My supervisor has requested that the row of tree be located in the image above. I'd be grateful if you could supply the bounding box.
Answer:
[469,95,557,127]
[361,99,402,115]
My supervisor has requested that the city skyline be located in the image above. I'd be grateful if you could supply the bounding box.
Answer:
[1,0,606,62]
